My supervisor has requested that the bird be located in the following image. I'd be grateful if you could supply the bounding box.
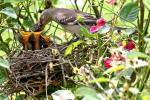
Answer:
[40,35,51,48]
[32,32,41,50]
[20,31,51,50]
[30,32,51,50]
[33,8,97,38]
[21,32,33,50]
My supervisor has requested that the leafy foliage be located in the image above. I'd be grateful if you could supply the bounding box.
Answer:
[64,40,84,56]
[119,2,139,22]
[75,87,101,100]
[0,0,150,99]
[0,7,17,19]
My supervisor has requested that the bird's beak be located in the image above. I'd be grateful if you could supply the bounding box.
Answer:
[40,35,51,48]
[33,32,42,50]
[21,32,32,50]
[32,23,40,32]
[32,22,44,32]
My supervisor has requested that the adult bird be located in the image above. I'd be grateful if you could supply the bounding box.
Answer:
[33,8,97,38]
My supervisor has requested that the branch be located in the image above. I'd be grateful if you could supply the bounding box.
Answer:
[88,0,100,18]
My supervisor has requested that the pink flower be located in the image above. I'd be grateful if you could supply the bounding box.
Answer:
[90,25,99,33]
[90,18,106,33]
[103,57,113,69]
[123,40,135,51]
[106,0,116,5]
[96,18,106,28]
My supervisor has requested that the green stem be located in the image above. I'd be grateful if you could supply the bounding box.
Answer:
[139,68,150,92]
[24,1,35,24]
[97,34,102,59]
[143,10,150,36]
[81,0,88,11]
[98,0,104,18]
[88,0,100,18]
[138,0,145,52]
[139,0,144,33]
[74,0,79,10]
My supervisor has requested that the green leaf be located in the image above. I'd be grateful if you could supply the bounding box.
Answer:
[0,7,17,19]
[127,51,148,59]
[0,58,10,69]
[104,65,125,75]
[80,26,97,39]
[64,40,84,56]
[97,24,110,34]
[0,67,8,84]
[23,17,33,28]
[52,90,75,100]
[0,42,9,53]
[125,28,136,35]
[119,2,139,22]
[5,38,12,44]
[4,0,26,3]
[118,67,134,79]
[89,77,109,83]
[75,87,101,100]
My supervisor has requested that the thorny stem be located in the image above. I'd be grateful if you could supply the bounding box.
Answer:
[139,0,144,33]
[138,0,145,52]
[137,0,150,93]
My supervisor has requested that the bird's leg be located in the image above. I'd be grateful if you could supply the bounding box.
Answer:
[33,32,41,50]
[21,32,32,50]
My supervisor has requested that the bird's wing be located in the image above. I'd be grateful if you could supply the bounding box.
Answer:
[52,10,76,25]
[52,9,97,25]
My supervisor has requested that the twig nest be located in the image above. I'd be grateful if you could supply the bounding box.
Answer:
[9,47,72,96]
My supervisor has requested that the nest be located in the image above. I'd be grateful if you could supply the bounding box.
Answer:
[7,43,75,96]
[4,40,98,96]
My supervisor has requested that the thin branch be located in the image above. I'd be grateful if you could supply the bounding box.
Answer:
[74,0,79,10]
[139,0,144,32]
[88,0,100,18]
[45,64,48,100]
[82,0,88,11]
[98,0,104,18]
[143,10,150,35]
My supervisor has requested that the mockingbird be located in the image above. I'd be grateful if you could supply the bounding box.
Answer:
[33,8,97,38]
